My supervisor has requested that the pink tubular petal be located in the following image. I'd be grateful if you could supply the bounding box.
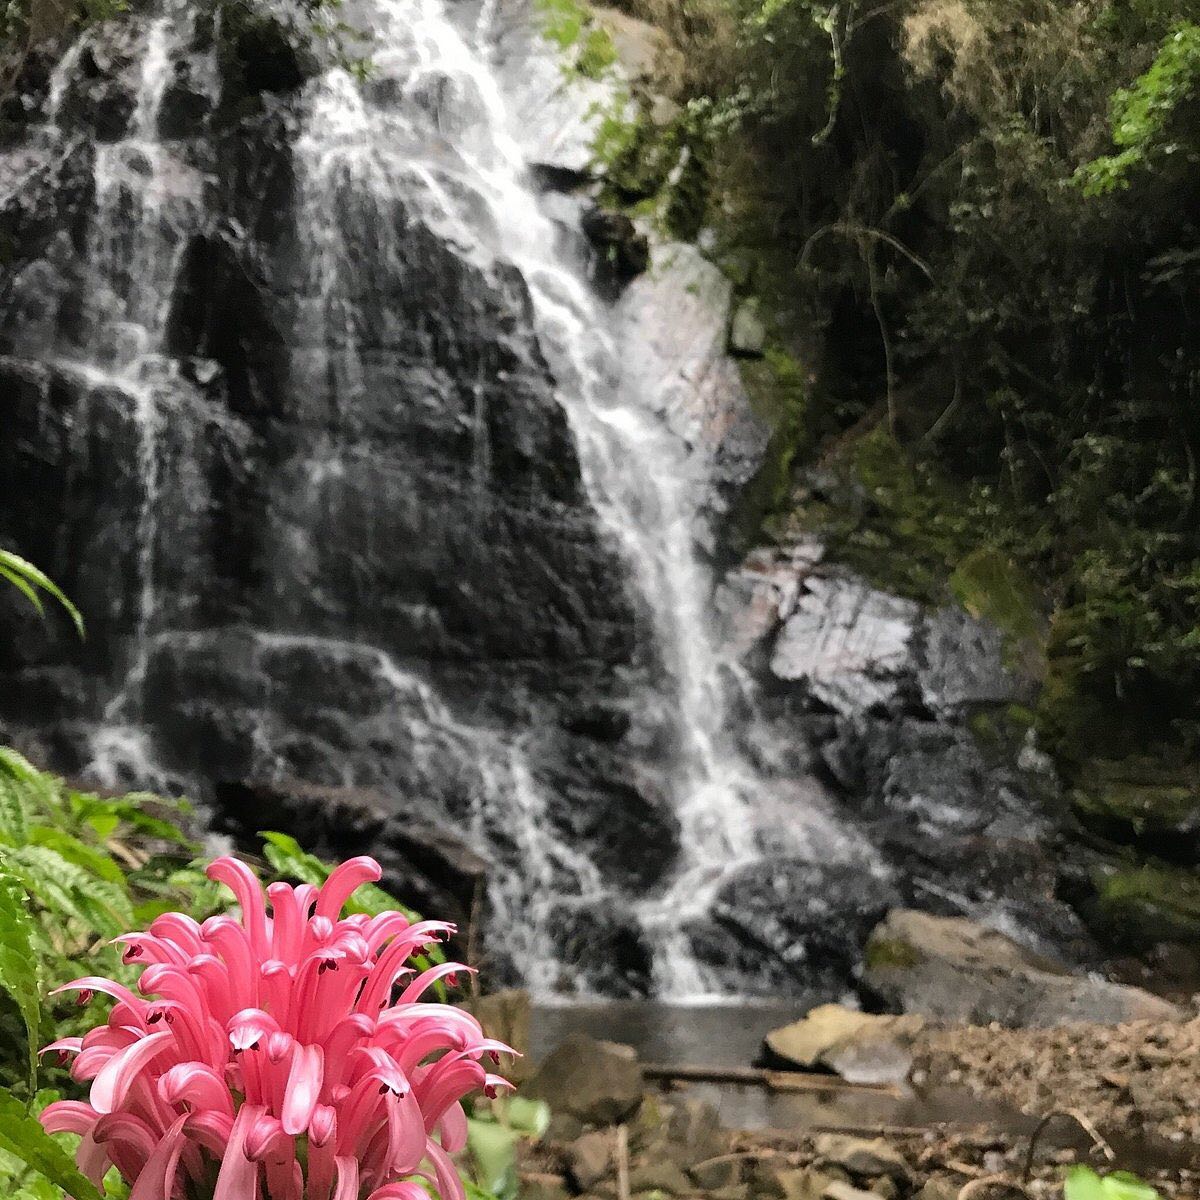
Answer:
[425,1136,467,1200]
[315,857,382,921]
[207,856,270,958]
[39,1036,84,1060]
[267,882,304,961]
[397,962,474,1005]
[281,1042,324,1136]
[183,1109,234,1157]
[213,1103,264,1200]
[368,1186,431,1200]
[90,1030,174,1115]
[75,1130,110,1190]
[310,1105,337,1148]
[39,1100,97,1136]
[387,1085,428,1175]
[128,1113,189,1200]
[437,1100,468,1153]
[332,1155,361,1200]
[51,976,141,1009]
[158,1062,235,1116]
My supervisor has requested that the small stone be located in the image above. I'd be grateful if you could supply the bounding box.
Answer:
[814,1136,909,1182]
[690,1158,743,1190]
[709,1187,751,1200]
[666,1097,725,1162]
[627,1160,695,1195]
[822,1182,877,1200]
[868,1178,898,1200]
[914,1181,958,1200]
[569,1130,615,1191]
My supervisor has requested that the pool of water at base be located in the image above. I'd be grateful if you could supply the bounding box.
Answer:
[528,1001,1200,1172]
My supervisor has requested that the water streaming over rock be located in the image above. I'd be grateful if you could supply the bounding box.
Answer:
[0,0,1091,998]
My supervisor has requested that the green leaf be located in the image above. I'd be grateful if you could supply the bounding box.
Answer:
[0,863,42,1084]
[260,830,329,888]
[27,826,126,886]
[1064,1166,1160,1200]
[0,772,30,845]
[0,550,85,639]
[502,1096,550,1138]
[466,1117,521,1200]
[7,844,134,936]
[0,565,45,617]
[0,1092,105,1200]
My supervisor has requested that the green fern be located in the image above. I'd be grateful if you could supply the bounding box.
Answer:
[0,864,41,1085]
[0,1092,103,1200]
[0,551,84,639]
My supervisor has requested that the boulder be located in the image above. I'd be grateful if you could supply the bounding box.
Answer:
[813,1135,909,1182]
[763,1004,925,1084]
[613,243,770,513]
[524,1034,645,1125]
[864,909,1183,1026]
[691,858,899,991]
[770,577,920,716]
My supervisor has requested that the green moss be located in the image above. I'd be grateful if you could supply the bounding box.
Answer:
[535,0,587,49]
[725,345,810,550]
[864,936,922,971]
[1072,758,1200,839]
[577,27,617,78]
[1092,860,1200,949]
[950,547,1046,679]
[969,703,1036,754]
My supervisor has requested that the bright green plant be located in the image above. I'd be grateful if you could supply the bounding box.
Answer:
[1064,1166,1160,1200]
[0,551,83,639]
[1076,22,1200,194]
[465,1095,551,1200]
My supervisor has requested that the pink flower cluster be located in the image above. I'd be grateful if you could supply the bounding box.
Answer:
[40,855,512,1200]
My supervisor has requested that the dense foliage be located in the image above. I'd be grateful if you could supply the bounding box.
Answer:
[0,749,456,1198]
[600,0,1200,777]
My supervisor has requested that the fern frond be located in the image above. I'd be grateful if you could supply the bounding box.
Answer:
[0,551,84,639]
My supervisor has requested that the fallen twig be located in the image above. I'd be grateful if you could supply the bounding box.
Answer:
[1021,1108,1115,1182]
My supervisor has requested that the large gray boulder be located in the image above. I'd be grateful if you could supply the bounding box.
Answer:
[865,909,1182,1027]
[524,1034,645,1125]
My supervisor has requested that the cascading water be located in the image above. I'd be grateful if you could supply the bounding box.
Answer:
[0,0,863,997]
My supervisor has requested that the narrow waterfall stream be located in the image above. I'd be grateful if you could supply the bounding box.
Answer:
[0,0,860,998]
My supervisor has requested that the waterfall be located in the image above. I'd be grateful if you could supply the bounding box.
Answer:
[0,0,862,997]
[282,0,854,996]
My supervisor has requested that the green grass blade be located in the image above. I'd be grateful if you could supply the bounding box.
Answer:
[0,551,84,639]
